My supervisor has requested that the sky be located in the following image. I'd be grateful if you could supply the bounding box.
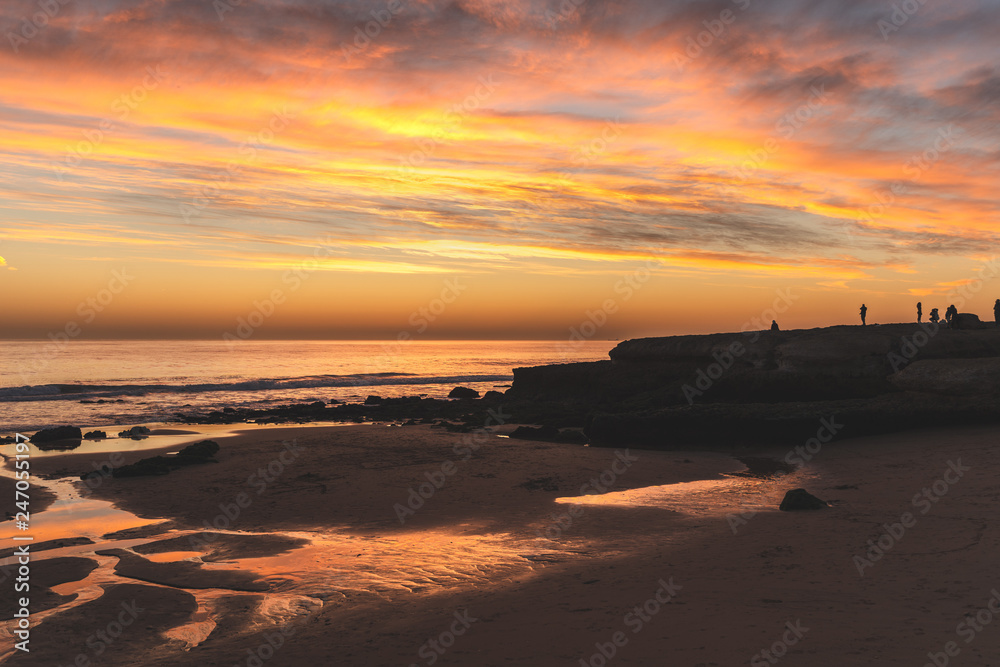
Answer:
[1,0,999,340]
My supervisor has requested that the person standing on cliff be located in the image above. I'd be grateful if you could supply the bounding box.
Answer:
[994,299,999,327]
[930,308,940,324]
[917,302,922,323]
[946,304,958,327]
[860,304,868,326]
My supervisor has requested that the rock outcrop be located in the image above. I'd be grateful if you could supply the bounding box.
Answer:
[506,324,1000,449]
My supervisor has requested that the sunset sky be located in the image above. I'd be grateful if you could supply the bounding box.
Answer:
[1,0,999,339]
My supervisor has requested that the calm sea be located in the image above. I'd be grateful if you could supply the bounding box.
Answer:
[0,340,615,434]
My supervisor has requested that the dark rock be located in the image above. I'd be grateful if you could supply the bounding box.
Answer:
[481,390,506,401]
[222,407,236,413]
[113,457,171,478]
[118,426,151,439]
[779,488,828,511]
[112,440,220,478]
[952,313,987,330]
[448,386,480,399]
[176,440,219,461]
[83,430,107,440]
[31,426,83,443]
[364,395,383,405]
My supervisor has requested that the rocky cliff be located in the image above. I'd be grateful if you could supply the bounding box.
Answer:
[507,324,1000,449]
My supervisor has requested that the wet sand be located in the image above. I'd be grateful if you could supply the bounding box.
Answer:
[4,423,1000,665]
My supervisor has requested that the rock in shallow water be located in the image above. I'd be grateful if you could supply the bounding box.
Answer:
[119,425,151,439]
[779,488,828,511]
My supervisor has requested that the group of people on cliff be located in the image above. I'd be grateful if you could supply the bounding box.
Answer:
[858,300,1000,327]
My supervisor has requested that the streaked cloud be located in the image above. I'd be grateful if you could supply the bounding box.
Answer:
[2,0,999,335]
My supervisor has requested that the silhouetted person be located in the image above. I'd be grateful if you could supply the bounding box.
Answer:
[929,308,940,324]
[994,299,1000,327]
[860,304,867,326]
[916,302,922,323]
[771,320,780,331]
[945,304,958,327]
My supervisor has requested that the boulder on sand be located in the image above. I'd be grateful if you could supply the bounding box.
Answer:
[448,387,480,399]
[83,430,107,440]
[779,488,828,511]
[118,426,151,439]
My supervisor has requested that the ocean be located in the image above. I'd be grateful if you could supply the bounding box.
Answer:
[0,339,615,434]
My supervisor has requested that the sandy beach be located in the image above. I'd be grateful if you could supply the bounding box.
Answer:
[3,421,999,666]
